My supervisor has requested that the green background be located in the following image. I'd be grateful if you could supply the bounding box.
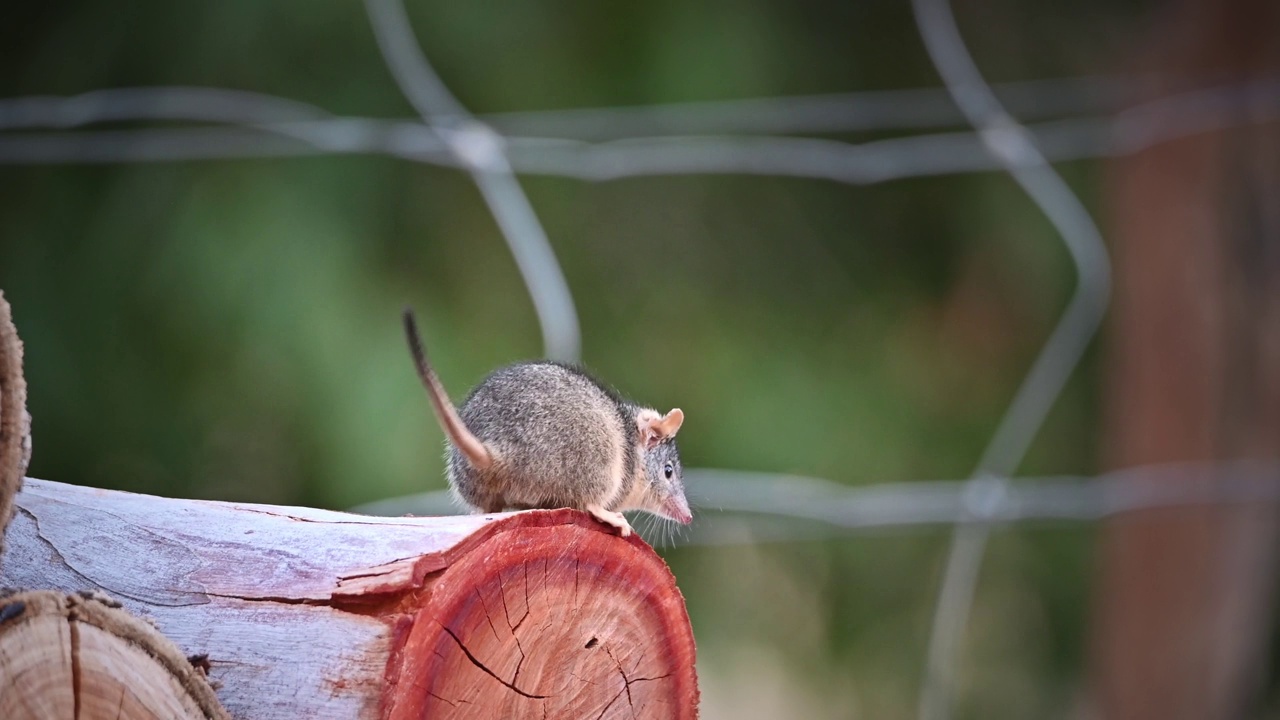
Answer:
[6,0,1253,717]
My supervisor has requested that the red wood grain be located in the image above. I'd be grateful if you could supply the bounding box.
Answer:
[384,510,698,719]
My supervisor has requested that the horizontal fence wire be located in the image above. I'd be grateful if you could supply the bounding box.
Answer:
[1,80,1278,183]
[348,461,1280,535]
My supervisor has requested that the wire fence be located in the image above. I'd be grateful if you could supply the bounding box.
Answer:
[3,1,1278,718]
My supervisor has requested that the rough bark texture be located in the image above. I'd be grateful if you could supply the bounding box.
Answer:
[0,589,230,720]
[1091,0,1280,717]
[0,290,31,559]
[0,479,699,719]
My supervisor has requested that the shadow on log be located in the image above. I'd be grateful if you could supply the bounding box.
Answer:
[0,479,699,719]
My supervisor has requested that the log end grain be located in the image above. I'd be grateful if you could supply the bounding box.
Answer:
[0,590,229,720]
[383,509,699,719]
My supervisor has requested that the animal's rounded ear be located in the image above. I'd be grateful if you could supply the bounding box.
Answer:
[639,408,683,449]
[658,408,684,437]
[636,409,663,449]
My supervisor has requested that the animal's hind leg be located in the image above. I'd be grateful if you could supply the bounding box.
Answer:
[585,503,632,537]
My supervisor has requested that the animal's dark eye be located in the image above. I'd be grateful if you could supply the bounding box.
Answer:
[663,462,674,479]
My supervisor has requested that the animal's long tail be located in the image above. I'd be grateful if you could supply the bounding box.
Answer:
[402,308,493,470]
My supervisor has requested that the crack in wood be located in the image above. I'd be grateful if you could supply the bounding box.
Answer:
[494,567,532,690]
[516,560,531,631]
[497,565,530,633]
[202,592,319,606]
[603,644,671,718]
[573,558,580,611]
[425,690,457,708]
[20,507,208,608]
[232,506,415,528]
[69,614,81,720]
[335,559,418,581]
[605,646,634,715]
[510,632,527,690]
[496,573,515,634]
[594,686,627,720]
[439,624,547,699]
[472,588,503,645]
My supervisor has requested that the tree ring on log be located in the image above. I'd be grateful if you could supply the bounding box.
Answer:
[0,291,31,556]
[381,510,699,719]
[0,589,230,720]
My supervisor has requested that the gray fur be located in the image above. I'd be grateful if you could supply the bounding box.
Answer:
[448,361,630,512]
[404,309,690,528]
[447,360,690,518]
[635,438,683,516]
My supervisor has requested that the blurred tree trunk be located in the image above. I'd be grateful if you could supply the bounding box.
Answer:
[1091,0,1280,718]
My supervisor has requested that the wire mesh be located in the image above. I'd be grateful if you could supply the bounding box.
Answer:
[2,2,1277,717]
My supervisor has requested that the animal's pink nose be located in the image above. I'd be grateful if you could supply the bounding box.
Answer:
[666,500,693,525]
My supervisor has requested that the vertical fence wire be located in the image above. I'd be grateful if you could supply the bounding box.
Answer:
[364,0,581,363]
[910,0,1113,718]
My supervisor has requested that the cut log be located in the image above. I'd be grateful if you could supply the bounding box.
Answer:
[0,291,31,557]
[0,479,699,719]
[0,589,229,720]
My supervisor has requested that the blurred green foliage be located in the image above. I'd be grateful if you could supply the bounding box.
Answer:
[1,0,1158,717]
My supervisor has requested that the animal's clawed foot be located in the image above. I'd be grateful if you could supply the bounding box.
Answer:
[586,504,633,537]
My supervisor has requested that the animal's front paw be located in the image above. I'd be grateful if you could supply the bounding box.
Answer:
[585,505,633,537]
